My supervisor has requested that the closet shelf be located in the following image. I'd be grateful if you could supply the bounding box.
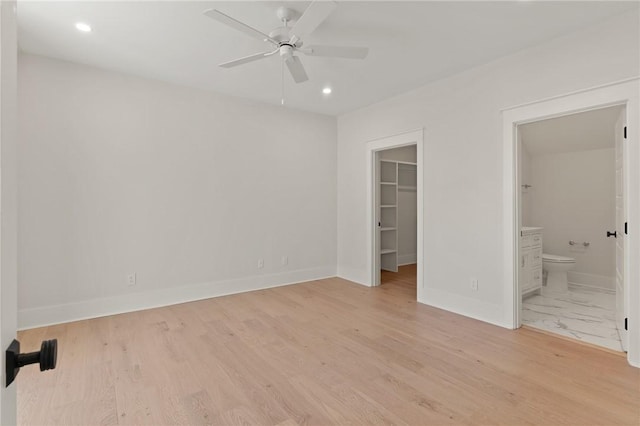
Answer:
[379,157,416,273]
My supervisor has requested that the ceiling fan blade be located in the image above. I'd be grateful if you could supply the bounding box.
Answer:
[219,50,277,68]
[203,9,277,45]
[304,45,369,59]
[285,56,309,83]
[290,1,337,44]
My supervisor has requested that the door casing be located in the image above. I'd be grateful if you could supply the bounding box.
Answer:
[502,78,640,367]
[365,129,424,299]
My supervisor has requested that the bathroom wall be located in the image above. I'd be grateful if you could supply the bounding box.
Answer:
[529,148,616,289]
[379,146,417,265]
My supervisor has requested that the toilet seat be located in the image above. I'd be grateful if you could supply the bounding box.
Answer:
[542,253,575,263]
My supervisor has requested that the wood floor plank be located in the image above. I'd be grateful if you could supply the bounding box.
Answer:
[18,266,640,425]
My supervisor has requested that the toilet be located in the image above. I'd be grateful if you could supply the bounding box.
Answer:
[542,253,576,294]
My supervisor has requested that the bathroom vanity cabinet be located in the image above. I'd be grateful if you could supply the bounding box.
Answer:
[520,227,543,297]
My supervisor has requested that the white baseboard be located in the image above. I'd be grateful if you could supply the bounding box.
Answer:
[18,266,336,330]
[567,271,615,290]
[336,266,370,287]
[398,253,417,266]
[419,288,508,329]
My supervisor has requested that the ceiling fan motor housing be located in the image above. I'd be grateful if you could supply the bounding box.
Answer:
[269,27,302,48]
[279,45,294,60]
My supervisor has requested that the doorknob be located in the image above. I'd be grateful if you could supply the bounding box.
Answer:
[607,231,617,238]
[5,338,57,387]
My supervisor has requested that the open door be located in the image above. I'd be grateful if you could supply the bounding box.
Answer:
[0,1,18,423]
[374,152,382,285]
[379,159,399,274]
[615,107,628,352]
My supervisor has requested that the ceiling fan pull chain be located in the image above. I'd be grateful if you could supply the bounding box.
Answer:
[281,57,285,105]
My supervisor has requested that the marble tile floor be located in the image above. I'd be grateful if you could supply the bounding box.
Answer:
[522,284,623,352]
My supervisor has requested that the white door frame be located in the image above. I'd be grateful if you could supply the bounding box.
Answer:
[365,129,424,298]
[502,78,640,367]
[0,1,19,423]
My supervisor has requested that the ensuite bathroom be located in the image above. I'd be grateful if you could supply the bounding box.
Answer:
[518,105,627,352]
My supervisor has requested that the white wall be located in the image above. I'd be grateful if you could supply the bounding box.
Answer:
[529,148,615,289]
[520,144,532,227]
[337,12,639,325]
[397,187,417,265]
[18,54,337,328]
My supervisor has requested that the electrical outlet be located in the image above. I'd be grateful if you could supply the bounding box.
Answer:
[281,256,288,266]
[127,273,137,286]
[471,278,478,291]
[258,258,264,269]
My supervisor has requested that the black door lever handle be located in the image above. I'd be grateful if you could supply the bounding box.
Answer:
[5,339,57,387]
[607,231,617,238]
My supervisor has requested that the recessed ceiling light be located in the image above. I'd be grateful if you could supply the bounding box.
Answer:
[75,22,92,33]
[322,87,332,95]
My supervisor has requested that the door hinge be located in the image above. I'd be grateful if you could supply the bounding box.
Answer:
[624,126,627,139]
[625,222,628,235]
[625,317,628,331]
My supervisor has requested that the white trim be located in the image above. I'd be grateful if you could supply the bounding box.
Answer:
[365,129,424,300]
[335,265,368,286]
[568,283,615,295]
[398,254,417,266]
[501,76,640,112]
[567,271,615,290]
[502,79,640,367]
[18,266,336,330]
[364,127,424,144]
[424,288,505,328]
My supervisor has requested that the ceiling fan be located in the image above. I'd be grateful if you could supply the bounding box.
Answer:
[203,1,369,85]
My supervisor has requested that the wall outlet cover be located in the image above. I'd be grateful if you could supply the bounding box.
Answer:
[471,278,478,291]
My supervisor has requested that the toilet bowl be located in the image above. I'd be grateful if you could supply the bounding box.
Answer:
[542,254,576,294]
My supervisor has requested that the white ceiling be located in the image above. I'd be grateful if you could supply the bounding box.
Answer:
[521,105,624,155]
[17,1,638,116]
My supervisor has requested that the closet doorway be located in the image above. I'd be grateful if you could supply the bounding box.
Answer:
[377,147,417,287]
[366,129,424,298]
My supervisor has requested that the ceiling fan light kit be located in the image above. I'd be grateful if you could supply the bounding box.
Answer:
[203,1,368,102]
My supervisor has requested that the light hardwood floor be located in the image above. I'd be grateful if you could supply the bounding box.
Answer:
[18,266,640,425]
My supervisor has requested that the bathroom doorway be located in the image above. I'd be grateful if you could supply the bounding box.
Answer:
[516,105,627,352]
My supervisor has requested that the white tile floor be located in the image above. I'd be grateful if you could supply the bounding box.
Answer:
[522,284,623,352]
